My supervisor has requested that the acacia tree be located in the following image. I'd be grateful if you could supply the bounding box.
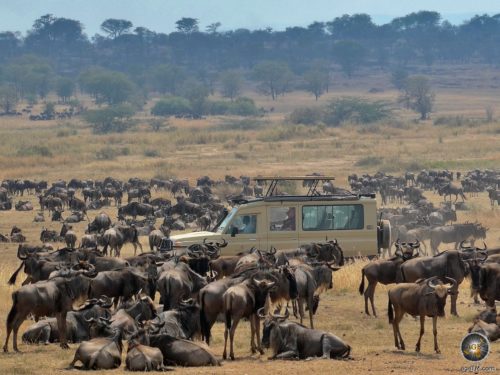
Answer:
[400,75,435,120]
[56,77,75,103]
[175,18,199,34]
[253,61,292,100]
[101,19,133,38]
[304,68,329,100]
[219,70,242,101]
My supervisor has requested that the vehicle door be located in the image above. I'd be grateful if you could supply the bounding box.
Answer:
[224,212,264,254]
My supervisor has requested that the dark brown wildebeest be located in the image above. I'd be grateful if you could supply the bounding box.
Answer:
[260,309,351,360]
[88,268,151,304]
[125,328,165,371]
[102,225,143,257]
[359,240,420,316]
[118,202,154,219]
[148,225,171,251]
[437,183,466,202]
[152,299,201,340]
[472,262,500,307]
[429,223,487,255]
[87,212,112,233]
[398,250,469,316]
[68,327,124,370]
[3,272,95,352]
[222,273,277,360]
[388,276,457,353]
[22,297,112,344]
[149,333,220,367]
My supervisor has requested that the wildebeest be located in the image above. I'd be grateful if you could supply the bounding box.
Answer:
[102,225,143,257]
[359,240,420,316]
[398,250,468,316]
[388,276,457,353]
[148,226,171,251]
[88,268,151,304]
[152,299,201,340]
[22,297,112,344]
[3,273,95,352]
[125,329,165,371]
[222,274,277,360]
[118,202,154,219]
[68,327,124,370]
[260,309,351,359]
[149,334,220,367]
[468,319,500,342]
[472,262,500,307]
[87,212,112,233]
[437,183,466,202]
[429,223,487,255]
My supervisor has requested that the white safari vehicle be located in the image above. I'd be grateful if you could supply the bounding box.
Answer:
[170,176,391,257]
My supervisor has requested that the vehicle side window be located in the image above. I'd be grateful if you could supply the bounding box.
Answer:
[302,205,364,231]
[269,207,296,231]
[229,214,257,234]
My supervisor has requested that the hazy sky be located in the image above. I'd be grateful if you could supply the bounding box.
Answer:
[1,0,499,35]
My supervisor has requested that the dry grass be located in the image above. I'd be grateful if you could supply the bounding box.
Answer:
[0,77,499,373]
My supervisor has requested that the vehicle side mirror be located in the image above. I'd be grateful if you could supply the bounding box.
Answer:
[230,226,238,237]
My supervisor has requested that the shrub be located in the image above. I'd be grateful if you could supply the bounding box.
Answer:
[84,104,136,134]
[206,97,259,116]
[96,148,117,160]
[217,118,265,130]
[16,145,53,157]
[323,97,391,126]
[288,106,322,125]
[144,149,160,157]
[151,96,192,116]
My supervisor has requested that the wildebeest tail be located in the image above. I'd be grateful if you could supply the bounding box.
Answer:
[358,269,365,295]
[8,261,24,285]
[387,295,394,324]
[461,191,467,201]
[199,291,211,343]
[224,296,232,330]
[340,344,351,359]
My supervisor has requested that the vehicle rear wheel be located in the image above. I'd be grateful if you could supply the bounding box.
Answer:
[377,219,391,252]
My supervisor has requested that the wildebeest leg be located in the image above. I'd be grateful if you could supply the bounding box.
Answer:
[307,295,314,328]
[275,350,298,360]
[297,298,305,325]
[223,324,229,359]
[253,314,264,354]
[57,312,69,349]
[366,281,377,317]
[393,310,405,350]
[249,315,256,354]
[415,315,425,352]
[450,288,459,316]
[432,316,440,353]
[229,317,240,360]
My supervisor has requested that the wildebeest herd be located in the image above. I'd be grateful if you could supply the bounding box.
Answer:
[0,169,499,371]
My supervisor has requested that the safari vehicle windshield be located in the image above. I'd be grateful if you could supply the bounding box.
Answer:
[214,207,238,233]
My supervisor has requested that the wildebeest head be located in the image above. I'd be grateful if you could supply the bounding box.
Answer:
[259,308,289,349]
[424,276,457,317]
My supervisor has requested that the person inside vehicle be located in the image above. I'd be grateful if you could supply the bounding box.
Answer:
[240,215,256,233]
[281,207,296,231]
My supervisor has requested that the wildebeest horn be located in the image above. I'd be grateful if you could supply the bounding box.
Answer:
[216,238,228,248]
[271,308,290,321]
[85,317,96,323]
[481,242,487,251]
[411,239,420,248]
[326,261,341,271]
[98,295,113,307]
[134,313,142,323]
[444,276,457,290]
[459,240,467,249]
[426,276,440,289]
[257,307,267,319]
[180,298,194,305]
[478,251,488,262]
[269,246,277,254]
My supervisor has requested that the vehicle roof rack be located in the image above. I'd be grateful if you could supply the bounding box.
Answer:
[252,175,336,197]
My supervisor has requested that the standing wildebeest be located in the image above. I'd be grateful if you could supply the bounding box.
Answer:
[388,276,457,353]
[437,183,466,202]
[222,274,277,360]
[102,225,143,257]
[430,223,487,255]
[68,327,124,370]
[87,212,112,233]
[148,226,171,251]
[260,309,351,360]
[359,240,420,316]
[64,225,78,249]
[472,262,500,307]
[157,262,207,310]
[398,250,469,316]
[3,273,95,352]
[88,268,150,303]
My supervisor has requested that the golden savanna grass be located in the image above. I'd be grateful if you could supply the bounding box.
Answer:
[0,65,499,374]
